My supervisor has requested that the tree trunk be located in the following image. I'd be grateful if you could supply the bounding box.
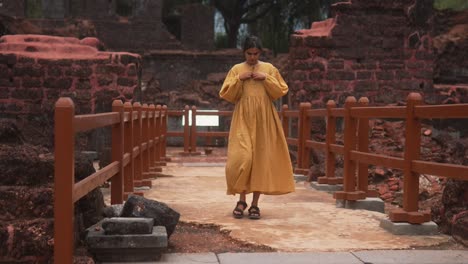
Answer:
[226,21,240,48]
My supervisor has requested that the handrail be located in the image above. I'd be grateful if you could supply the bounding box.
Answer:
[290,92,468,224]
[54,98,167,263]
[54,93,468,262]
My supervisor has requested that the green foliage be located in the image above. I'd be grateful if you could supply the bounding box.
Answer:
[434,0,468,10]
[255,0,332,54]
[214,33,229,49]
[116,0,133,17]
[25,0,43,18]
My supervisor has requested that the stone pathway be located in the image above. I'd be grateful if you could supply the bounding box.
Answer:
[127,148,451,252]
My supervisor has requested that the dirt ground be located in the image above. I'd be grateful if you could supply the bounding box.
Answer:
[166,221,275,253]
[168,221,468,253]
[166,221,466,253]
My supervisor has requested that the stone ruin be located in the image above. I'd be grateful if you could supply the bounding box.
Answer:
[0,34,141,149]
[289,0,437,108]
[0,0,467,261]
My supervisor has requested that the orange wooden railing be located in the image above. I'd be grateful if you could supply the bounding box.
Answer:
[54,93,468,261]
[53,98,167,263]
[293,92,468,224]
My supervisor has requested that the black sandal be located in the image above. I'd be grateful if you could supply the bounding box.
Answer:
[248,206,261,220]
[232,201,248,219]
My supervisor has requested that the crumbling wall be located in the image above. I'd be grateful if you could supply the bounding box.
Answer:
[289,0,434,108]
[0,34,141,147]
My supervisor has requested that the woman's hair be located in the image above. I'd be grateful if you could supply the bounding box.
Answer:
[242,35,263,51]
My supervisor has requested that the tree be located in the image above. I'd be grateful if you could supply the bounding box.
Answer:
[210,0,276,48]
[252,0,334,54]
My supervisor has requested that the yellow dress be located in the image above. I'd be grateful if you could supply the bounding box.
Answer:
[219,61,295,195]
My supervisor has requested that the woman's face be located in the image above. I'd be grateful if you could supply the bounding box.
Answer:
[244,47,261,65]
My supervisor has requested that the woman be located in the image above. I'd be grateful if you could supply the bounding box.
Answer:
[219,36,295,220]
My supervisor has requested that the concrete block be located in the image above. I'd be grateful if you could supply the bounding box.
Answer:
[343,197,385,213]
[294,174,308,182]
[311,181,343,192]
[101,217,154,235]
[380,218,440,235]
[86,223,167,262]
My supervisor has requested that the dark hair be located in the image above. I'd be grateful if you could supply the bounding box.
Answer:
[242,35,263,51]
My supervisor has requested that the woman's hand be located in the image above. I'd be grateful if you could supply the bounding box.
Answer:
[252,72,266,80]
[239,72,252,81]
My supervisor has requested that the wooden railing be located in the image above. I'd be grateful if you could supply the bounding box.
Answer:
[293,93,468,224]
[54,98,167,263]
[54,93,468,261]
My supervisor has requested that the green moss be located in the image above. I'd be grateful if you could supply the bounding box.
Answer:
[434,0,468,11]
[25,0,43,18]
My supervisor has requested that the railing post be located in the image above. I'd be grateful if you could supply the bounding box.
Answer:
[141,104,150,179]
[389,93,430,224]
[54,97,75,264]
[111,100,124,204]
[294,103,307,174]
[343,96,357,193]
[148,104,156,172]
[152,105,162,171]
[334,96,365,201]
[319,100,338,184]
[190,105,199,154]
[183,105,190,154]
[403,93,422,212]
[133,102,142,187]
[357,97,372,197]
[301,103,312,174]
[123,102,134,198]
[161,105,168,162]
[281,104,289,138]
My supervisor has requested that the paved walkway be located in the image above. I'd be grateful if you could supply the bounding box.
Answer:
[103,148,467,263]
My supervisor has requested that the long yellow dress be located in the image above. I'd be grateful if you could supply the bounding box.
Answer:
[220,61,295,195]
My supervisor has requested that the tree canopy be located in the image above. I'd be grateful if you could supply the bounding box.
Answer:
[158,0,331,53]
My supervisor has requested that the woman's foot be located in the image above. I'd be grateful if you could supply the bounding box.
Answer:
[248,206,261,220]
[232,201,248,219]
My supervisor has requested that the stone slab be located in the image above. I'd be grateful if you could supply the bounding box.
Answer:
[353,250,468,264]
[86,225,167,262]
[380,218,440,235]
[101,217,154,235]
[294,174,308,182]
[103,253,219,264]
[336,197,385,213]
[217,252,362,264]
[310,181,343,192]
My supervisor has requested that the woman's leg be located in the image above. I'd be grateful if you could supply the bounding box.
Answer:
[251,192,260,206]
[248,192,261,219]
[232,192,248,218]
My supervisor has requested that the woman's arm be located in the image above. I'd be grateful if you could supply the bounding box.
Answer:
[263,66,288,101]
[219,67,244,103]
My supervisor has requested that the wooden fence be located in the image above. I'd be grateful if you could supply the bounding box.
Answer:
[54,98,167,263]
[53,92,468,262]
[292,93,468,224]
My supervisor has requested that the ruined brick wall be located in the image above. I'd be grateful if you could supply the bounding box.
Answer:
[0,0,26,17]
[0,0,183,52]
[141,49,242,109]
[180,4,215,51]
[289,0,435,108]
[0,34,141,147]
[433,9,468,85]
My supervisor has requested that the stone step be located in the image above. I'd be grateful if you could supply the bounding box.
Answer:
[86,218,167,262]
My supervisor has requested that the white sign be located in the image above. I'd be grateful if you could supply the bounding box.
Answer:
[182,110,219,126]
